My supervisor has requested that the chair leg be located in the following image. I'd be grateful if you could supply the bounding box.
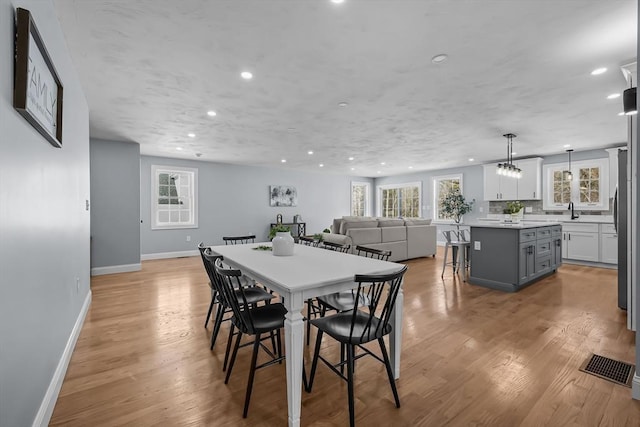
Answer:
[243,333,262,418]
[204,289,216,327]
[346,344,356,427]
[340,343,345,375]
[223,324,236,372]
[225,330,243,384]
[276,329,282,364]
[452,246,458,273]
[210,303,225,350]
[269,330,277,354]
[306,299,312,346]
[441,244,449,277]
[307,329,324,392]
[378,337,400,408]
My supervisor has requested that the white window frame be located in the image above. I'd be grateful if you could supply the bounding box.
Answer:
[433,174,463,223]
[376,181,422,218]
[350,181,370,217]
[542,158,609,211]
[151,165,198,229]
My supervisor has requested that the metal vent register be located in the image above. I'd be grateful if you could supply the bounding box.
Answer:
[579,354,635,387]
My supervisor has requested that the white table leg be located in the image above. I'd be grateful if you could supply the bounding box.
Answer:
[284,293,305,427]
[389,283,404,379]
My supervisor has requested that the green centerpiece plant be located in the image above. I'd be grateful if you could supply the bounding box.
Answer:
[504,201,524,214]
[441,191,474,224]
[269,224,291,240]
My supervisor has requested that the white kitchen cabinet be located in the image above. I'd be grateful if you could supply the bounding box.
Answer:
[562,222,599,262]
[600,223,618,264]
[483,158,542,201]
[516,158,542,200]
[482,164,519,201]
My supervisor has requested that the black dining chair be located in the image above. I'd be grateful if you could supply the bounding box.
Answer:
[214,258,287,418]
[304,240,352,345]
[298,235,319,247]
[223,235,256,245]
[202,249,274,362]
[306,266,408,427]
[197,242,218,328]
[355,245,391,261]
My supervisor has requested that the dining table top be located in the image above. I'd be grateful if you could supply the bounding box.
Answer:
[209,242,404,293]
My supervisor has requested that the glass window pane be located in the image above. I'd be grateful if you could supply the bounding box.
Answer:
[158,210,169,223]
[159,173,169,185]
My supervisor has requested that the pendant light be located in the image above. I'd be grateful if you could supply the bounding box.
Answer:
[623,87,637,115]
[563,149,573,180]
[496,133,522,179]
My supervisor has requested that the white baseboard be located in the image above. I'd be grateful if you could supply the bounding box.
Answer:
[32,291,92,427]
[437,241,446,247]
[91,263,141,276]
[141,250,199,261]
[633,373,640,400]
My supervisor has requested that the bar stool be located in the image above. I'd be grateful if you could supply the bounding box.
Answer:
[441,230,471,281]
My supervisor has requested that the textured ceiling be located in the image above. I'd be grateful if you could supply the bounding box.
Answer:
[53,0,637,177]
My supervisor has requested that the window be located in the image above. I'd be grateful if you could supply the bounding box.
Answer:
[377,182,421,218]
[151,165,198,229]
[433,174,462,222]
[350,182,370,217]
[543,158,609,211]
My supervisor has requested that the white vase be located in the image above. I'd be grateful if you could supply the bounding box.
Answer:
[272,232,295,256]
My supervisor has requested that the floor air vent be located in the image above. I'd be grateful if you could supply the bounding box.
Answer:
[579,354,635,387]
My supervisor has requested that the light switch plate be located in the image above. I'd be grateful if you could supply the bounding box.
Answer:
[525,206,533,213]
[474,241,481,250]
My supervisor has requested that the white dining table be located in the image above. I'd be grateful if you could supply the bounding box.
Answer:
[209,242,405,427]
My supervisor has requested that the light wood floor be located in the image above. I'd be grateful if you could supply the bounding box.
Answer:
[50,249,640,426]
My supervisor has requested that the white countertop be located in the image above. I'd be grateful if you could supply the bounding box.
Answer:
[468,221,560,229]
[482,214,613,224]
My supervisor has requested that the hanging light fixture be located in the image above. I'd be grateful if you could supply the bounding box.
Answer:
[623,87,637,115]
[563,149,573,181]
[496,133,522,179]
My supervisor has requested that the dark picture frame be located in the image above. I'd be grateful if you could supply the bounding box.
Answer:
[14,7,64,148]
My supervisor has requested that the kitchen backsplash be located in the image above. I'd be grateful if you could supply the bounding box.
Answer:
[488,199,614,216]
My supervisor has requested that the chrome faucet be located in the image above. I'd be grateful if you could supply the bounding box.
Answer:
[568,201,579,220]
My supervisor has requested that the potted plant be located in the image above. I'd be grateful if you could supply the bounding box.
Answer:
[440,191,474,224]
[269,224,291,240]
[504,201,525,221]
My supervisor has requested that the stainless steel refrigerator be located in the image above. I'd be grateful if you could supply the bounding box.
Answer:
[616,149,628,310]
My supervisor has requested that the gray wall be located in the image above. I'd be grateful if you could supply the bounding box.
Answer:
[140,155,373,255]
[0,1,90,426]
[90,139,140,269]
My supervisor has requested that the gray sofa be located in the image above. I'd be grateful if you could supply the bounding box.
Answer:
[322,217,437,262]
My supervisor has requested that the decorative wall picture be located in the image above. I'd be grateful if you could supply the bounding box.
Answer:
[14,8,64,148]
[270,185,298,207]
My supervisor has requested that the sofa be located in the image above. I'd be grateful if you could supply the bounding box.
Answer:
[322,217,437,262]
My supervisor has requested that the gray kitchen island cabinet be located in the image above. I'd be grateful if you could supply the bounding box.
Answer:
[468,223,562,292]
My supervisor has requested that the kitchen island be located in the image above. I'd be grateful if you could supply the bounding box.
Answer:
[468,222,562,292]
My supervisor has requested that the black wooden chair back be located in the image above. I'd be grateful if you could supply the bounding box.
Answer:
[223,235,256,245]
[214,258,257,334]
[321,241,350,253]
[355,245,391,261]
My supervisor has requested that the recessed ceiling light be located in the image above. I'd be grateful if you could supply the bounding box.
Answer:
[241,71,253,80]
[281,159,287,163]
[351,167,355,171]
[188,133,196,138]
[627,111,638,116]
[591,67,607,76]
[207,110,217,117]
[380,162,385,165]
[319,164,324,167]
[408,166,413,169]
[176,147,183,151]
[431,54,448,64]
[331,0,345,3]
[618,112,626,116]
[563,144,571,148]
[338,102,348,107]
[308,150,314,155]
[377,171,381,174]
[607,93,621,99]
[511,152,517,156]
[468,158,474,162]
[287,128,296,132]
[348,157,354,161]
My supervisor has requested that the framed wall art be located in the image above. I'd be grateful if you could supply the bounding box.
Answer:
[14,7,64,148]
[270,185,297,207]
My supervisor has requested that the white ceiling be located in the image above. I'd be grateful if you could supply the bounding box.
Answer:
[52,0,637,177]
